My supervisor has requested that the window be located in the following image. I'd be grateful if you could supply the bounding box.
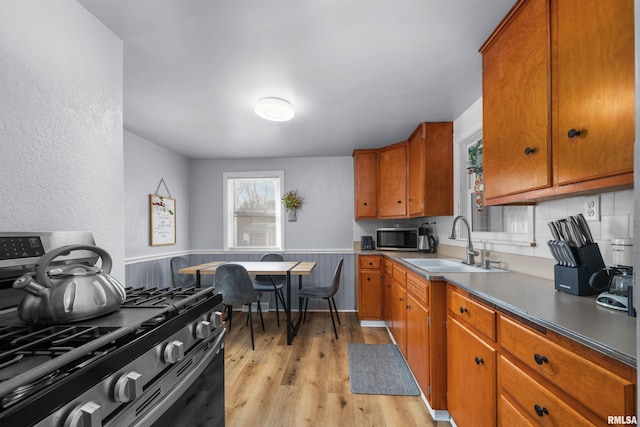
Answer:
[223,171,284,250]
[456,130,535,245]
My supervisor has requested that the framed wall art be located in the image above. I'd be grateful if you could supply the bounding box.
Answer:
[149,194,176,246]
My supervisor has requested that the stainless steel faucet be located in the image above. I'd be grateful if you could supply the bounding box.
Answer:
[449,215,479,265]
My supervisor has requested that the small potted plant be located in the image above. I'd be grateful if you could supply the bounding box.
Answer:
[282,190,303,221]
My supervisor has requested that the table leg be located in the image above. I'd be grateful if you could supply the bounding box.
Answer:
[196,270,201,288]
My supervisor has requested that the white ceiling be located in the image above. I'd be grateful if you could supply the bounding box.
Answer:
[79,0,516,160]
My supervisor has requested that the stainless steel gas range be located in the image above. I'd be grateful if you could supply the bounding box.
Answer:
[0,232,225,426]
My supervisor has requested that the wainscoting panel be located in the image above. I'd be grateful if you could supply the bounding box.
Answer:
[125,252,355,311]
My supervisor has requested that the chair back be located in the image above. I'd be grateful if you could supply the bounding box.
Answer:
[328,257,344,298]
[255,253,285,286]
[170,257,196,288]
[215,263,260,306]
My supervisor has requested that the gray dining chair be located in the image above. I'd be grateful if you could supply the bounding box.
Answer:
[170,257,196,288]
[215,263,264,350]
[253,253,287,326]
[298,257,344,339]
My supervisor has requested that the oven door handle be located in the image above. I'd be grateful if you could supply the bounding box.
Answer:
[212,328,226,354]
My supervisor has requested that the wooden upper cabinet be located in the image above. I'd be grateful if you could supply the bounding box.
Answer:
[378,141,408,218]
[480,0,634,204]
[481,0,551,200]
[353,150,378,219]
[408,122,454,217]
[554,0,635,185]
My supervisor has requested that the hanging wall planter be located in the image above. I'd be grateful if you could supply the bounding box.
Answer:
[282,190,304,222]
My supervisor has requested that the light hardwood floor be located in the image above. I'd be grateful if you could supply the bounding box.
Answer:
[225,310,452,427]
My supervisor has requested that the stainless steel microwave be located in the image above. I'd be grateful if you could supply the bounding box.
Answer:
[376,228,419,251]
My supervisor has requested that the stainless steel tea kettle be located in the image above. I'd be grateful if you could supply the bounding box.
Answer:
[12,245,126,325]
[418,223,437,253]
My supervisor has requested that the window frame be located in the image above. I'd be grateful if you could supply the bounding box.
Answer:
[223,170,285,251]
[454,129,536,247]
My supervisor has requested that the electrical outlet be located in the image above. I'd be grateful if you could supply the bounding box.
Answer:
[583,196,600,221]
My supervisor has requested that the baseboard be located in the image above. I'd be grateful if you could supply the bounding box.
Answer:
[359,320,386,327]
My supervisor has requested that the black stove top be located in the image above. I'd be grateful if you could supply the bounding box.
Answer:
[0,286,222,420]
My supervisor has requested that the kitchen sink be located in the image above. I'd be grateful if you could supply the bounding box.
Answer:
[401,258,507,273]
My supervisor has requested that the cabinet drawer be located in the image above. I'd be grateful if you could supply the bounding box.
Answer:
[384,259,393,274]
[500,315,635,420]
[499,394,534,427]
[500,355,596,426]
[406,272,428,306]
[359,256,381,270]
[447,287,496,341]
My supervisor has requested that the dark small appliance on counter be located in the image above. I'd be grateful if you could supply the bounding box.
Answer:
[376,228,419,251]
[361,235,375,250]
[548,215,604,296]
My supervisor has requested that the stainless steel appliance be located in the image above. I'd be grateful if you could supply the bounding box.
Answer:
[590,239,634,312]
[418,223,437,253]
[0,232,225,426]
[376,228,418,251]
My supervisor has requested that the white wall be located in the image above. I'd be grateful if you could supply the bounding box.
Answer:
[0,1,125,279]
[124,130,191,260]
[189,157,354,251]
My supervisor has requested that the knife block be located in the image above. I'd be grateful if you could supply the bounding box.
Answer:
[554,243,605,296]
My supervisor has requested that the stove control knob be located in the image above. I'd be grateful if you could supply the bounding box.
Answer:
[64,401,102,427]
[114,371,143,403]
[163,340,185,364]
[195,320,212,339]
[209,310,224,328]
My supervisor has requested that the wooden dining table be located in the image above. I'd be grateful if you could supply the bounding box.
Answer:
[179,260,317,344]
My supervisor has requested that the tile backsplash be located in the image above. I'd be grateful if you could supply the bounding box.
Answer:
[535,190,633,266]
[353,189,634,272]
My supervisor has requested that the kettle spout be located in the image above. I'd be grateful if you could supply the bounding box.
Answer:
[13,274,48,296]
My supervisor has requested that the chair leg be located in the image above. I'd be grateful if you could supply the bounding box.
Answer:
[303,298,309,323]
[257,300,265,331]
[248,303,255,350]
[327,299,338,340]
[274,291,280,327]
[330,296,341,325]
[226,305,233,332]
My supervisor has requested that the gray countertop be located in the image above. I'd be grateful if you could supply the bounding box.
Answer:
[362,251,637,367]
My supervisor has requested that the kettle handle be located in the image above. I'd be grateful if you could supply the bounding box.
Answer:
[35,245,113,289]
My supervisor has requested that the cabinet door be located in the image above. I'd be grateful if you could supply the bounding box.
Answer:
[358,271,382,320]
[408,127,425,217]
[406,294,429,396]
[353,150,378,219]
[555,0,634,185]
[481,0,551,199]
[391,281,407,355]
[383,260,393,326]
[378,142,407,218]
[448,316,497,427]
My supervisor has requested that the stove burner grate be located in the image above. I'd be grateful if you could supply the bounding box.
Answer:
[122,286,212,308]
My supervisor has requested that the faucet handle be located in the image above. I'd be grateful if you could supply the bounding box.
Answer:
[482,259,501,269]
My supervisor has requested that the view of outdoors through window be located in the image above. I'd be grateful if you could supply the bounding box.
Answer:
[229,177,280,248]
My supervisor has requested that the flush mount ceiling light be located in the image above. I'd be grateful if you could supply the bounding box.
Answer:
[254,97,294,122]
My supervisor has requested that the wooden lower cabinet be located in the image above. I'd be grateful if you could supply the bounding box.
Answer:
[390,279,407,354]
[447,316,497,427]
[357,255,382,320]
[406,292,429,394]
[383,259,393,326]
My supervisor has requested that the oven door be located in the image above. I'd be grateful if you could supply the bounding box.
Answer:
[148,330,225,427]
[133,328,226,427]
